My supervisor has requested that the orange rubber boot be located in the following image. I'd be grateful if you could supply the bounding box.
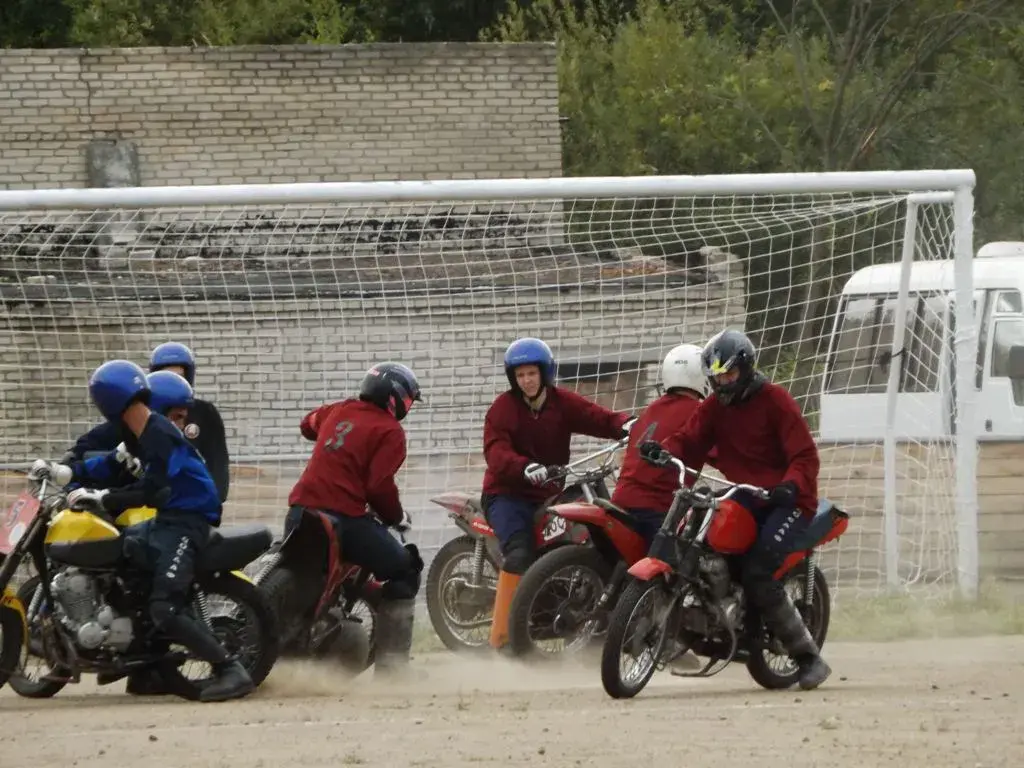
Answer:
[489,570,522,649]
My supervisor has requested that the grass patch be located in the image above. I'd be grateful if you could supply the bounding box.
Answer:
[830,578,1024,642]
[412,617,452,654]
[408,579,1024,656]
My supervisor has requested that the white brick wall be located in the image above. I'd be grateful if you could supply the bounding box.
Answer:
[0,43,562,187]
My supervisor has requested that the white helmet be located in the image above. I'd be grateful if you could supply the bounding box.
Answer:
[660,343,710,398]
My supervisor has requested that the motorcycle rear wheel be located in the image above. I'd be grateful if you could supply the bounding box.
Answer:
[745,564,831,690]
[160,572,280,701]
[425,535,498,653]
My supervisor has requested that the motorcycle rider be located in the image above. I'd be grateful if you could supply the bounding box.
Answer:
[483,337,633,650]
[29,360,255,703]
[641,329,831,690]
[148,342,231,504]
[286,362,424,677]
[610,343,712,546]
[62,342,231,505]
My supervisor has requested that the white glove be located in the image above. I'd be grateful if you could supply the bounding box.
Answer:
[394,509,413,534]
[621,417,638,437]
[28,459,73,487]
[114,442,143,478]
[524,463,549,486]
[67,487,109,512]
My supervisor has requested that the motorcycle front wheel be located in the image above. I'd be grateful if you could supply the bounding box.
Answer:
[600,577,676,699]
[507,545,612,660]
[0,592,25,691]
[7,576,67,698]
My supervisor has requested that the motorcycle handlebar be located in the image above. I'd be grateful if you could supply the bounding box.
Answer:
[665,455,770,502]
[543,437,627,482]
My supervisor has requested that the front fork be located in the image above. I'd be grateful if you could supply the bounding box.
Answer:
[595,560,628,615]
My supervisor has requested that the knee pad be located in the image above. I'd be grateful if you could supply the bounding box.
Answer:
[404,542,424,574]
[501,530,534,575]
[502,547,534,576]
[382,571,420,601]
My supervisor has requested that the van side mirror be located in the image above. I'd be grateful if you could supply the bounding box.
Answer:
[1007,345,1024,379]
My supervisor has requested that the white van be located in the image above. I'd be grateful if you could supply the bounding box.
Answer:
[818,241,1024,441]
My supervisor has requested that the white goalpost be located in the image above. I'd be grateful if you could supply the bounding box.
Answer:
[0,170,978,602]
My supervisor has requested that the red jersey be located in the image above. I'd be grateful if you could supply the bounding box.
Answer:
[611,392,703,512]
[482,386,629,503]
[662,382,819,514]
[287,398,406,525]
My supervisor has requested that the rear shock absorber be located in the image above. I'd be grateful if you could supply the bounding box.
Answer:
[804,551,816,608]
[469,539,486,587]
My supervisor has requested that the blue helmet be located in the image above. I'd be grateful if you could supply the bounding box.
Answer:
[149,342,196,386]
[89,360,151,422]
[503,337,556,389]
[146,370,194,416]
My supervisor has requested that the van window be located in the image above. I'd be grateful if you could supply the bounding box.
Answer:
[991,317,1024,406]
[994,290,1023,314]
[826,293,946,395]
[826,297,881,393]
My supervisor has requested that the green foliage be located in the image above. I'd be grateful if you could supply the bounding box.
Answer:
[0,0,1021,246]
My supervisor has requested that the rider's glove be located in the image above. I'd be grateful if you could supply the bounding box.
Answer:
[767,481,798,508]
[620,416,638,439]
[638,440,668,464]
[28,459,73,487]
[524,463,549,486]
[114,442,143,478]
[67,487,110,513]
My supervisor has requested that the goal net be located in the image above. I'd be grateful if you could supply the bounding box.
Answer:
[0,173,977,604]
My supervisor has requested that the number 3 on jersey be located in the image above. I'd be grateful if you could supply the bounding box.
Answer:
[324,421,354,452]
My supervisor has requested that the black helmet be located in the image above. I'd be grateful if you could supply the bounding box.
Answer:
[701,329,765,405]
[359,362,422,421]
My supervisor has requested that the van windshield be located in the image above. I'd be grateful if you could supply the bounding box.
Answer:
[825,293,947,394]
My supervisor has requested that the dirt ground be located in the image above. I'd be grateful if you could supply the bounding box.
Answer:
[1,635,1020,768]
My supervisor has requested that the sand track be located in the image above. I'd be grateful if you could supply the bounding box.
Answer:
[1,636,1021,768]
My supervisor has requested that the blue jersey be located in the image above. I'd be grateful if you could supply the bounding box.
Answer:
[71,412,222,525]
[66,421,121,461]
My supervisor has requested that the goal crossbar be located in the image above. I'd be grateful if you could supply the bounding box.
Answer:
[0,169,977,210]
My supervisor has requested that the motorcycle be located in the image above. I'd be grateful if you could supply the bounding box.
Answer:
[600,450,849,699]
[0,496,28,691]
[0,475,280,701]
[504,442,648,660]
[252,507,405,674]
[424,440,624,653]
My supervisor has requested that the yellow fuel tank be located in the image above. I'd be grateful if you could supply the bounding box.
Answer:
[45,509,120,545]
[114,506,156,528]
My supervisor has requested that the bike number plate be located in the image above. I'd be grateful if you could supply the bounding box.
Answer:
[542,515,567,542]
[0,491,39,555]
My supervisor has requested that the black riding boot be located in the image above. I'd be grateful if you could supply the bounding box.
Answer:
[162,613,255,702]
[761,592,831,690]
[374,599,421,681]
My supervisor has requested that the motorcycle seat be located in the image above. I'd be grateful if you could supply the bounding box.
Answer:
[200,524,274,573]
[591,498,646,531]
[790,498,848,551]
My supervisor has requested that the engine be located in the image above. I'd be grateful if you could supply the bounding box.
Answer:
[696,553,743,630]
[50,568,134,652]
